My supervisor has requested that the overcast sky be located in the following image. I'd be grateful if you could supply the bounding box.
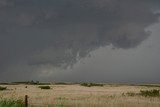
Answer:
[0,0,160,83]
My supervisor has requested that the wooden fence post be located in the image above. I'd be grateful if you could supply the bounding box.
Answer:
[25,95,28,107]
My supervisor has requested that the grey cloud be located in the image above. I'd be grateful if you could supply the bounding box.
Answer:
[0,0,160,81]
[0,0,10,8]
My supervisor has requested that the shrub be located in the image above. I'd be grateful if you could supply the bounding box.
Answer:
[55,82,68,85]
[80,83,104,87]
[126,92,137,97]
[12,81,51,85]
[38,86,51,89]
[124,89,160,97]
[90,83,104,87]
[0,86,7,91]
[80,83,91,87]
[140,89,160,97]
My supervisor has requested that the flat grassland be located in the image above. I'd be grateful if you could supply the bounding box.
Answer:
[0,84,160,107]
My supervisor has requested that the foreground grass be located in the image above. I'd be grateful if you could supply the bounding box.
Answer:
[0,99,24,107]
[30,95,160,107]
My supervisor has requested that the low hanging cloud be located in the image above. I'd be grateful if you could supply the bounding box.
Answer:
[0,0,160,80]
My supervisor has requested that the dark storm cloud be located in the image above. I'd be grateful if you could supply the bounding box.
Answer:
[0,0,160,81]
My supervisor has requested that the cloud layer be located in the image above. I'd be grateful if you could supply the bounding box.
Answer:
[0,0,159,81]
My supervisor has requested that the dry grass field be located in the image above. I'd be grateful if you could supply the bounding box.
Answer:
[0,84,160,107]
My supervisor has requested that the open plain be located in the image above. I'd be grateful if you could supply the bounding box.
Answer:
[0,84,160,107]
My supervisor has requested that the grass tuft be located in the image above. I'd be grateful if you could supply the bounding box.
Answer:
[126,92,137,97]
[140,89,160,97]
[124,89,160,97]
[0,86,7,91]
[38,86,51,89]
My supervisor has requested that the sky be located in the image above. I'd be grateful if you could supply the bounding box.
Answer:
[0,0,160,83]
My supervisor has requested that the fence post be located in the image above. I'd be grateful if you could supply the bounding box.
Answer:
[25,95,28,107]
